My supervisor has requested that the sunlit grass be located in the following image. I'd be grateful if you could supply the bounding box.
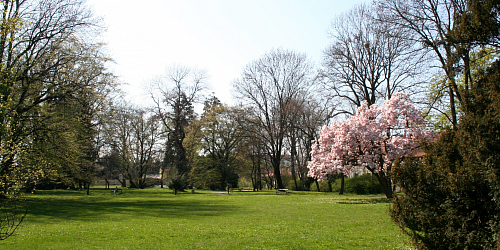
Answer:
[1,188,413,249]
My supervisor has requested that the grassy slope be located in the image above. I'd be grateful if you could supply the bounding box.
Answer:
[1,189,412,249]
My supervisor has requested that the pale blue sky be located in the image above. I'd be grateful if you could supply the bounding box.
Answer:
[86,0,370,106]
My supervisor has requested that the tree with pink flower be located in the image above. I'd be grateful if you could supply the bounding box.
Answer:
[308,93,436,198]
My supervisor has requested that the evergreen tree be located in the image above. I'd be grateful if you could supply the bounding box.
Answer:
[390,60,500,249]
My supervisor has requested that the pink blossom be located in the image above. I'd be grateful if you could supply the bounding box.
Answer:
[307,93,436,179]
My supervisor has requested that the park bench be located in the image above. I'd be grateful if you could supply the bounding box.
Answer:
[112,188,123,194]
[276,189,289,194]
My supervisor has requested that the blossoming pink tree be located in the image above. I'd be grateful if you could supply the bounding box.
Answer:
[307,93,436,198]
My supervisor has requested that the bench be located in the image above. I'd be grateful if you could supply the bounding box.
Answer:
[276,189,289,194]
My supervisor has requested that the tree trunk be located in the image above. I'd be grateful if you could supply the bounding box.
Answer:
[327,176,333,192]
[128,176,137,188]
[315,179,320,192]
[272,157,284,189]
[257,158,262,191]
[339,173,345,195]
[374,172,393,199]
[290,137,298,191]
[449,84,458,130]
[160,167,165,188]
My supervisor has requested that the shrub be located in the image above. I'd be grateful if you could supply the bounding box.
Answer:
[308,175,382,194]
[309,180,331,192]
[342,174,383,195]
[286,179,311,191]
[168,173,187,195]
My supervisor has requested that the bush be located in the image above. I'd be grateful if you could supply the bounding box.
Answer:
[237,177,253,190]
[308,180,331,192]
[342,174,383,195]
[286,179,311,191]
[168,173,187,195]
[308,175,382,194]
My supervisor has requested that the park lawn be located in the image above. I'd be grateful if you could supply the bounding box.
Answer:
[1,188,413,249]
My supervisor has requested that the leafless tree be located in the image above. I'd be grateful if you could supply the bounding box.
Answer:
[128,109,162,188]
[244,133,265,191]
[102,104,162,188]
[375,0,497,128]
[322,3,426,116]
[233,48,315,189]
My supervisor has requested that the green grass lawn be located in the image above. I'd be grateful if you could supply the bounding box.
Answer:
[1,188,413,249]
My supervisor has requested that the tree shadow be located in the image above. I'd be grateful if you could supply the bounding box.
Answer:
[335,197,392,204]
[26,191,240,221]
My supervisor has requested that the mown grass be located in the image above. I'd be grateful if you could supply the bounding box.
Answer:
[1,188,413,249]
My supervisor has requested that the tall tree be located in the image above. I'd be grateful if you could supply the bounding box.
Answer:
[102,105,161,189]
[22,40,116,192]
[242,134,265,191]
[0,0,111,239]
[283,95,332,191]
[322,3,425,116]
[233,48,315,189]
[151,66,206,186]
[377,0,500,129]
[295,99,333,191]
[128,109,162,188]
[198,102,244,190]
[0,0,101,197]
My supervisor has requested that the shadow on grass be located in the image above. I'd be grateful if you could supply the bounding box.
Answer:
[25,190,240,222]
[336,197,392,204]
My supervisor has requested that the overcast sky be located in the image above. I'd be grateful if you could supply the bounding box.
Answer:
[86,0,370,106]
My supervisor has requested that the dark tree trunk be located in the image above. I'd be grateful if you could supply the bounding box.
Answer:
[104,178,109,189]
[160,167,165,188]
[327,175,333,193]
[257,158,262,191]
[339,173,345,195]
[290,138,298,191]
[374,172,393,199]
[273,161,284,189]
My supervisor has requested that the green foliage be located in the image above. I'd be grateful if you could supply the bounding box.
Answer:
[424,74,453,131]
[168,172,187,195]
[0,0,114,198]
[390,60,500,249]
[189,156,222,190]
[189,156,239,190]
[188,101,243,190]
[342,174,383,195]
[424,47,500,131]
[2,189,411,249]
[22,96,98,191]
[309,180,329,192]
[309,174,383,195]
[286,179,310,191]
[450,0,500,45]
